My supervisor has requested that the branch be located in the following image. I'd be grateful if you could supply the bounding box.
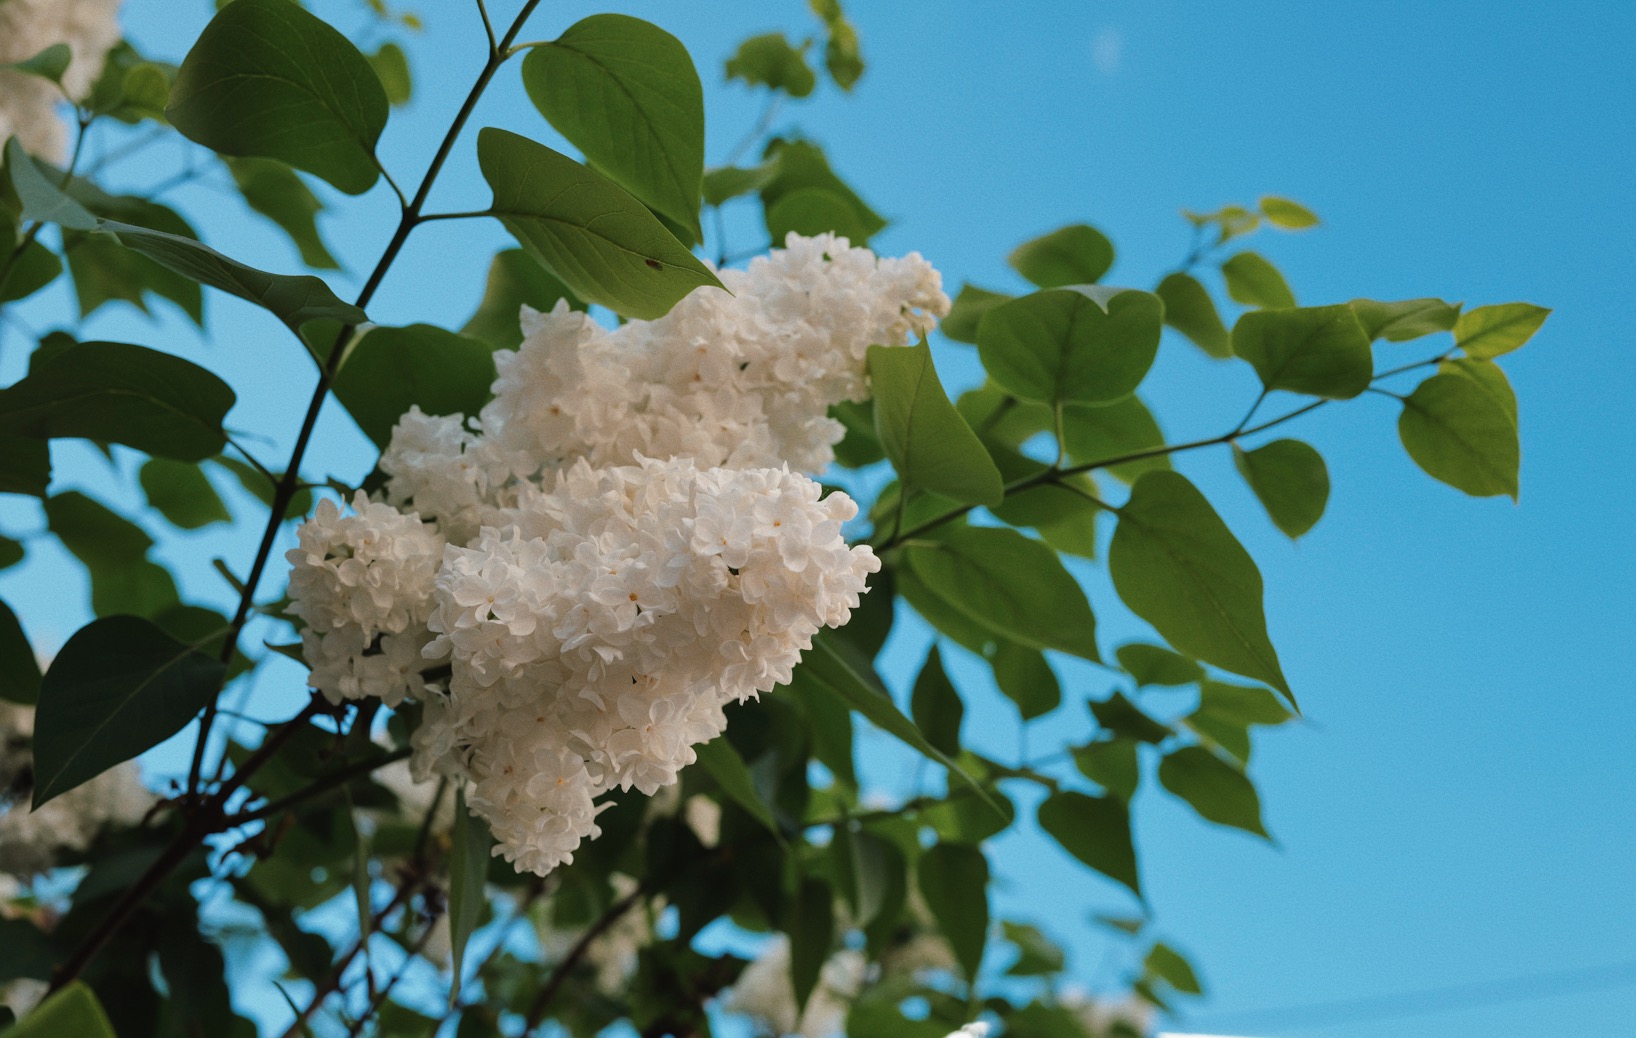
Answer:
[227,746,412,828]
[524,883,649,1033]
[279,882,417,1038]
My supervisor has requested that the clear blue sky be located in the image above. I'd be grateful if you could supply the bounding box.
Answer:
[2,2,1632,1036]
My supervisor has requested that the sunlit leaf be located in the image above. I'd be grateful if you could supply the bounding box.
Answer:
[978,287,1163,407]
[1232,438,1329,539]
[1231,304,1372,399]
[1156,271,1231,359]
[1453,302,1550,359]
[1008,224,1114,288]
[1220,251,1295,309]
[869,339,1003,506]
[1397,372,1519,499]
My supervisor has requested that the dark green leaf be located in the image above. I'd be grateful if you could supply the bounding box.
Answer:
[897,562,997,656]
[166,0,389,194]
[702,160,780,207]
[1231,304,1372,399]
[1158,745,1267,837]
[0,917,55,981]
[1110,471,1291,702]
[1220,251,1295,309]
[921,785,1014,845]
[850,828,903,934]
[0,341,234,461]
[0,434,50,497]
[1114,642,1202,687]
[5,982,116,1038]
[918,843,989,981]
[978,287,1163,407]
[817,5,864,90]
[477,128,722,320]
[1061,394,1171,484]
[903,525,1100,662]
[32,616,224,807]
[784,876,833,1014]
[1454,302,1550,359]
[910,646,963,756]
[766,187,871,243]
[695,737,779,836]
[5,139,97,231]
[988,641,1059,721]
[760,139,885,239]
[1349,297,1460,342]
[726,34,815,97]
[367,42,411,107]
[955,383,1052,447]
[1073,739,1138,801]
[461,248,585,349]
[1003,921,1065,977]
[45,492,179,618]
[980,442,1099,558]
[942,284,1012,345]
[1145,942,1203,994]
[522,15,705,241]
[0,537,20,571]
[0,600,42,705]
[1184,680,1291,764]
[226,157,339,270]
[331,323,496,448]
[1156,271,1231,359]
[62,197,204,325]
[140,458,231,529]
[0,207,59,304]
[1090,692,1171,743]
[869,339,1003,506]
[1036,791,1140,897]
[1258,196,1319,230]
[1232,438,1329,539]
[1008,224,1114,288]
[5,44,72,85]
[449,787,493,1001]
[1397,372,1519,499]
[830,398,884,468]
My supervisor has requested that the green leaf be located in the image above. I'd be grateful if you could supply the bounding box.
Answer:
[477,128,722,320]
[902,525,1101,662]
[1036,791,1141,897]
[822,17,864,91]
[694,737,779,837]
[166,0,389,194]
[766,187,871,243]
[522,15,705,242]
[5,44,73,85]
[31,616,224,807]
[830,398,884,468]
[331,324,496,448]
[784,876,833,1013]
[1454,302,1550,359]
[140,458,231,529]
[942,284,1012,345]
[978,287,1163,407]
[955,383,1052,447]
[1090,692,1171,743]
[1232,304,1372,399]
[1115,642,1202,687]
[1003,921,1066,977]
[1110,471,1291,702]
[868,339,1003,507]
[1184,679,1291,764]
[1439,357,1517,427]
[0,207,59,304]
[989,641,1060,721]
[448,787,493,1002]
[1061,394,1171,484]
[367,42,411,107]
[896,562,997,657]
[461,248,585,349]
[917,842,989,982]
[4,139,97,231]
[1158,745,1268,837]
[226,157,339,269]
[1349,297,1460,342]
[1145,942,1203,995]
[760,139,885,239]
[0,341,235,462]
[1156,272,1231,359]
[1232,438,1329,539]
[702,160,781,207]
[63,199,205,325]
[0,600,42,705]
[45,492,180,618]
[726,33,816,97]
[1258,196,1319,230]
[921,785,1014,845]
[1220,251,1295,309]
[1397,372,1519,499]
[910,646,963,756]
[0,434,50,497]
[4,982,116,1038]
[1009,224,1114,289]
[1073,738,1138,801]
[0,538,20,571]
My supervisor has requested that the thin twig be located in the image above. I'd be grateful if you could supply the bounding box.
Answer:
[524,884,648,1033]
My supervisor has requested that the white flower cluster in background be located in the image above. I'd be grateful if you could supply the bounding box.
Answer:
[0,0,123,163]
[724,934,866,1038]
[0,701,151,877]
[284,234,945,874]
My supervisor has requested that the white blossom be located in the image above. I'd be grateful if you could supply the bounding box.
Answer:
[0,0,123,163]
[724,934,866,1038]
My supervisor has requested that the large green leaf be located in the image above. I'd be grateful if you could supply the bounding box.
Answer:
[448,788,493,1001]
[331,324,497,448]
[0,341,234,462]
[140,458,231,529]
[1156,272,1231,359]
[1158,745,1268,837]
[1454,302,1550,359]
[44,493,180,618]
[1439,357,1517,427]
[4,982,116,1038]
[1397,372,1519,499]
[32,616,224,807]
[1110,471,1290,702]
[0,433,50,497]
[1114,642,1202,687]
[166,0,388,194]
[1008,224,1114,288]
[226,157,339,269]
[694,737,779,836]
[910,646,963,757]
[988,640,1060,721]
[917,842,989,982]
[902,525,1100,662]
[1220,251,1295,309]
[0,600,42,705]
[1231,304,1372,399]
[784,876,833,1014]
[477,128,721,320]
[1349,297,1460,343]
[868,339,1003,507]
[760,139,885,239]
[1232,438,1329,539]
[1036,791,1141,897]
[766,187,871,243]
[522,15,704,242]
[978,287,1163,407]
[942,284,1013,345]
[63,199,205,325]
[461,248,585,349]
[1061,394,1171,484]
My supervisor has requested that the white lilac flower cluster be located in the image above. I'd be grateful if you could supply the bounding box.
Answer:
[0,0,123,163]
[0,701,151,877]
[285,234,948,875]
[725,934,867,1038]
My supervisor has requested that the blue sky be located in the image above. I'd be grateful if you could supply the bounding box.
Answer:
[2,1,1632,1036]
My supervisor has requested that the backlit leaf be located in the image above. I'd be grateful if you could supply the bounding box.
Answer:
[978,287,1163,407]
[868,339,1003,507]
[1232,438,1329,539]
[1397,372,1519,499]
[1220,251,1295,309]
[1454,302,1549,359]
[1008,224,1114,288]
[1349,297,1460,342]
[1231,304,1372,399]
[1156,271,1231,359]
